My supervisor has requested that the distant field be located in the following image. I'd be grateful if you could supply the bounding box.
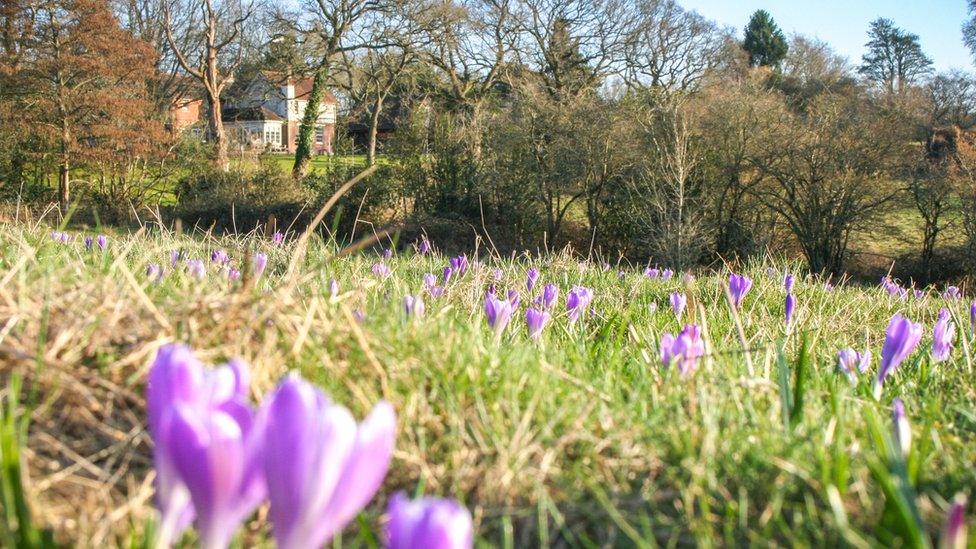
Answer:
[0,223,972,546]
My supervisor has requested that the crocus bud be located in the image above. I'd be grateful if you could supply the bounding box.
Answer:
[262,375,396,549]
[728,273,753,308]
[386,492,474,549]
[484,294,514,336]
[542,284,559,309]
[932,308,955,362]
[874,313,923,399]
[526,268,539,291]
[940,493,968,549]
[329,278,340,297]
[892,398,911,457]
[526,308,550,340]
[670,292,686,318]
[785,293,796,326]
[96,234,107,250]
[253,253,268,278]
[783,274,795,292]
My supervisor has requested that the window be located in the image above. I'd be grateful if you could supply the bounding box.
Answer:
[315,126,324,145]
[264,125,281,148]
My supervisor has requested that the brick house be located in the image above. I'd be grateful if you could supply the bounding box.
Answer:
[168,73,337,154]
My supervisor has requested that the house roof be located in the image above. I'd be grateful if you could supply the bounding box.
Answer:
[259,71,337,103]
[222,106,284,122]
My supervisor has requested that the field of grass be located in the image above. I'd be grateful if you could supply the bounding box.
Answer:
[0,221,973,547]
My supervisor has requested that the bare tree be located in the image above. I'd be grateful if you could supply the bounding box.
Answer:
[621,0,726,93]
[162,0,255,170]
[926,70,976,128]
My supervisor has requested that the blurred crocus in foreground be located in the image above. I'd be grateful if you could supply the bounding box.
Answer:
[186,259,206,279]
[728,274,752,308]
[211,250,230,264]
[525,308,550,340]
[50,231,70,244]
[484,294,514,336]
[566,286,594,325]
[262,374,396,549]
[874,313,923,399]
[940,493,968,549]
[147,344,259,548]
[892,398,911,457]
[660,324,705,376]
[836,348,871,382]
[404,294,426,318]
[670,292,686,319]
[932,308,955,362]
[147,263,163,283]
[387,492,474,549]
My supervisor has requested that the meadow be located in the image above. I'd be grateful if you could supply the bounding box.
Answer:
[0,219,973,548]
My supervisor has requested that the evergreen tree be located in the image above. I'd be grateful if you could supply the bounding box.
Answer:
[859,18,932,94]
[743,10,788,68]
[541,17,596,100]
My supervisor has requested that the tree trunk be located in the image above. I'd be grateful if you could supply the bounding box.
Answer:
[58,119,70,210]
[367,96,384,166]
[293,66,329,179]
[207,91,228,171]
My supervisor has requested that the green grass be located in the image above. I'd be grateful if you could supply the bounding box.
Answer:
[0,224,973,546]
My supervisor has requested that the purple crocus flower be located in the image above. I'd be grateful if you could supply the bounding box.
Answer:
[785,293,796,326]
[272,231,284,245]
[484,294,514,336]
[50,231,70,244]
[418,238,431,254]
[526,308,550,340]
[383,248,393,260]
[329,278,339,297]
[728,273,753,308]
[526,268,540,291]
[443,266,454,284]
[261,374,396,549]
[96,234,107,250]
[618,271,626,280]
[507,289,521,309]
[932,308,955,362]
[147,344,255,548]
[943,286,962,301]
[892,398,911,457]
[670,292,686,318]
[372,262,392,278]
[566,286,594,325]
[450,255,468,276]
[171,250,182,268]
[404,294,425,318]
[824,282,834,292]
[186,259,206,279]
[874,313,923,398]
[253,253,268,278]
[386,492,473,549]
[84,236,94,250]
[661,268,674,280]
[147,263,162,282]
[423,273,437,289]
[227,268,241,282]
[783,274,795,292]
[644,268,660,279]
[971,301,976,335]
[941,493,968,549]
[660,324,706,376]
[837,348,871,382]
[913,288,926,300]
[491,268,503,281]
[541,284,559,309]
[211,250,230,264]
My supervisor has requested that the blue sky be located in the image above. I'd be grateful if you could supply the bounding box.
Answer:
[680,0,973,72]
